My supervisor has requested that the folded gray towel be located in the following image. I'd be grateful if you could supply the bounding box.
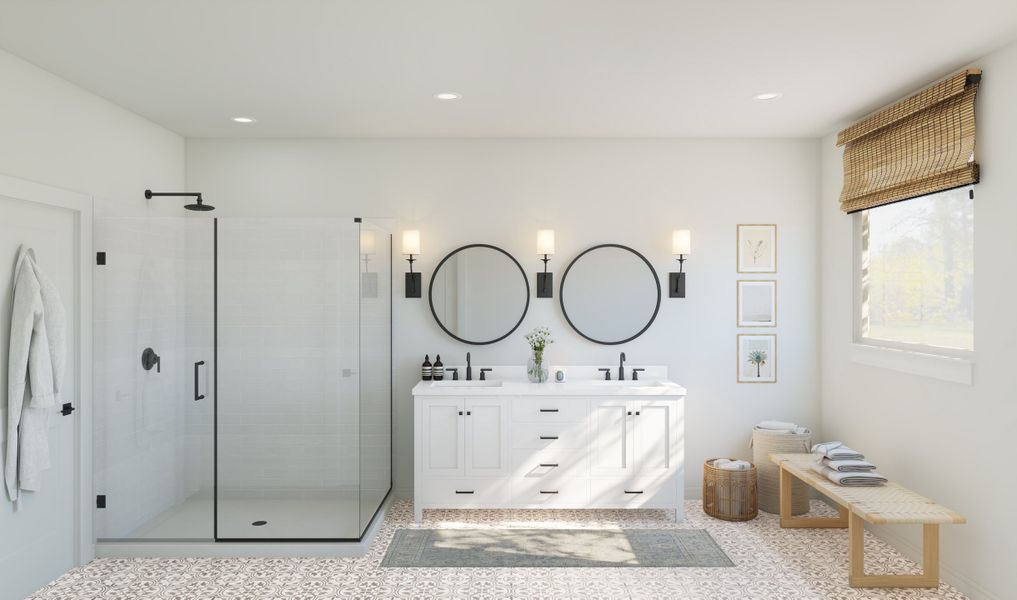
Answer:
[811,441,864,461]
[811,464,886,486]
[823,458,877,472]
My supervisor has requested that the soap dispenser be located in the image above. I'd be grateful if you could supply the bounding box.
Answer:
[432,355,444,381]
[421,355,432,381]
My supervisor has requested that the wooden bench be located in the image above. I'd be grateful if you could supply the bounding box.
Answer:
[769,453,965,589]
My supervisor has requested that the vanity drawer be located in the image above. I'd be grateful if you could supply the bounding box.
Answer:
[589,476,678,508]
[511,397,588,423]
[512,476,589,506]
[511,420,589,450]
[416,478,508,504]
[510,448,588,479]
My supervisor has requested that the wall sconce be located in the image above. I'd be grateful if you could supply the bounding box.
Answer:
[536,229,555,298]
[402,230,421,298]
[360,229,378,298]
[670,229,690,298]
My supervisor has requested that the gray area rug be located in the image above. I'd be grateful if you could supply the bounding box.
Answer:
[381,528,734,567]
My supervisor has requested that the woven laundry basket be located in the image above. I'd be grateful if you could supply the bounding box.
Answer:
[752,427,812,515]
[703,459,758,521]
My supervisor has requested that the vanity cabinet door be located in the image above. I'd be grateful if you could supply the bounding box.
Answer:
[589,399,634,477]
[421,398,465,478]
[465,398,509,477]
[632,399,681,477]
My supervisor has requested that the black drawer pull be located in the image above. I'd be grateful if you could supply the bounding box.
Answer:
[538,463,559,468]
[454,490,474,494]
[539,408,559,413]
[539,436,559,440]
[539,490,559,494]
[624,490,644,494]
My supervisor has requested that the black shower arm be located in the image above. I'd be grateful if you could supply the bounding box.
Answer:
[145,190,202,200]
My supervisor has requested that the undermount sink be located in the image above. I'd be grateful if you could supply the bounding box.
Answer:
[588,380,668,387]
[430,380,503,388]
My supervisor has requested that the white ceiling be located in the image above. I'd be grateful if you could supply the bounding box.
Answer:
[1,1,1015,138]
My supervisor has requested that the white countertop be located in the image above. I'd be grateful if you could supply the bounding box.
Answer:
[411,366,686,396]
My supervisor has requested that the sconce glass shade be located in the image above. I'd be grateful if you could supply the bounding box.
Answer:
[402,230,421,255]
[537,229,556,255]
[672,229,691,255]
[360,230,376,255]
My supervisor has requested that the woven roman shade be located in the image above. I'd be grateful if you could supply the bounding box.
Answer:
[836,69,981,213]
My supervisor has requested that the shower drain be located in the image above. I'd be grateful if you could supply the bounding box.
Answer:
[251,520,267,526]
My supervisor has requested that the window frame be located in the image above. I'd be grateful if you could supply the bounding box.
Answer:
[851,189,974,365]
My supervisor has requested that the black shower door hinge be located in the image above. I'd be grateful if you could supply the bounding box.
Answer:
[60,402,75,416]
[96,251,106,265]
[96,495,106,509]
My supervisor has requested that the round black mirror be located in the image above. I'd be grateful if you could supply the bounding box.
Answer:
[428,244,530,345]
[559,244,661,345]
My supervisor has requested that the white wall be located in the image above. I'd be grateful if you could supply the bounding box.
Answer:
[0,49,184,217]
[819,41,1017,600]
[0,48,184,597]
[186,138,822,499]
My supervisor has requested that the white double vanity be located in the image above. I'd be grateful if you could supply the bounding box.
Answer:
[412,367,686,522]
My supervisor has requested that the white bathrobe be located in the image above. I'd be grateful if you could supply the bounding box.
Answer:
[5,246,66,506]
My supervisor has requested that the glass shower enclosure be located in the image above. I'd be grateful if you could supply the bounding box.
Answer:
[93,217,391,542]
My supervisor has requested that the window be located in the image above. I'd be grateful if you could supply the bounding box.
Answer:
[859,186,973,352]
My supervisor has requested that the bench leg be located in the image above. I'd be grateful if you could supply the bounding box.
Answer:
[778,465,848,528]
[848,512,940,588]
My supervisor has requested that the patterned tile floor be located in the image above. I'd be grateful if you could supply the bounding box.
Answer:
[30,500,968,599]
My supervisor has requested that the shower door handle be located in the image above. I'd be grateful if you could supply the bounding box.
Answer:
[194,361,206,401]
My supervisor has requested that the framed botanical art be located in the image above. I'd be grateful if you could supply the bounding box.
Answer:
[737,280,776,327]
[737,224,776,273]
[737,334,776,383]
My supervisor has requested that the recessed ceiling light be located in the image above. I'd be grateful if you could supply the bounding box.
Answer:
[232,116,256,123]
[753,92,783,101]
[433,92,462,101]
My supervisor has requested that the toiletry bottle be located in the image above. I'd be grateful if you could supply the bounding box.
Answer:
[422,355,432,381]
[432,355,444,381]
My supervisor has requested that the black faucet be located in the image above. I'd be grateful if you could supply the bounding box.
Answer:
[618,352,626,381]
[466,352,472,381]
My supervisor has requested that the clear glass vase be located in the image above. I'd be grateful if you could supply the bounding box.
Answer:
[527,350,549,383]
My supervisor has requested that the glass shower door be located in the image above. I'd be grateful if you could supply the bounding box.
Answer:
[93,217,215,541]
[215,218,361,540]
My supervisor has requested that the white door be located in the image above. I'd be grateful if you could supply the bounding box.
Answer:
[464,398,508,477]
[0,178,90,600]
[589,399,632,477]
[632,400,680,477]
[420,398,465,477]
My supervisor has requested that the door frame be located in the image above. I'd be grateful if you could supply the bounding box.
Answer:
[0,173,93,565]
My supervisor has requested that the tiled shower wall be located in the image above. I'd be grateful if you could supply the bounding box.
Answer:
[216,219,361,497]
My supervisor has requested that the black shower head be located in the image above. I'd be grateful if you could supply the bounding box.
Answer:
[184,198,215,211]
[145,189,215,212]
